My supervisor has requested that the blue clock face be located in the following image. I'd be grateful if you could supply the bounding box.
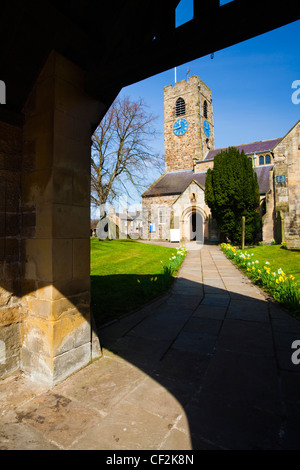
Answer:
[203,120,210,138]
[173,118,188,136]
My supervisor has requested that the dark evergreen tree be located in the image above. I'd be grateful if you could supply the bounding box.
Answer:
[205,147,261,244]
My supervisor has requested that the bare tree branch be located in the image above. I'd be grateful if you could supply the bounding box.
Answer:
[91,95,163,209]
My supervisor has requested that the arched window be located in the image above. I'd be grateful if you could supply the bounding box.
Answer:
[203,100,208,119]
[265,154,271,164]
[158,207,166,225]
[259,155,264,166]
[175,97,185,116]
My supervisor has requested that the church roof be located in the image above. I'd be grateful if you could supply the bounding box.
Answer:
[204,138,282,160]
[142,165,273,198]
[255,164,273,194]
[142,170,206,197]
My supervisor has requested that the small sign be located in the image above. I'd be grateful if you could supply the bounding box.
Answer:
[276,175,286,183]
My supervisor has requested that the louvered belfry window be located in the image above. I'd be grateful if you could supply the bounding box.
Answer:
[203,100,208,118]
[175,97,185,116]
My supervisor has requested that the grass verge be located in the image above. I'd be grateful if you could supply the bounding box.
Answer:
[220,243,300,315]
[91,239,187,326]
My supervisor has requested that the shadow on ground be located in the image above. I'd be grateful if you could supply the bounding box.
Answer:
[1,247,300,450]
[96,270,300,450]
[91,273,174,327]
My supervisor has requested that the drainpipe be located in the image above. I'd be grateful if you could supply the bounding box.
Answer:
[253,153,257,167]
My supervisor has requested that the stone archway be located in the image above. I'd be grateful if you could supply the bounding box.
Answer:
[181,207,205,243]
[189,210,203,241]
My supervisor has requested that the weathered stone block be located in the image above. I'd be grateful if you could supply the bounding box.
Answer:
[52,204,90,238]
[72,170,90,206]
[25,239,53,282]
[0,50,104,384]
[52,343,91,385]
[52,168,73,205]
[0,323,21,378]
[52,239,73,282]
[21,169,53,205]
[73,239,90,279]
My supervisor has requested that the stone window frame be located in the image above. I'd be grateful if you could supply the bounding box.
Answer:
[158,206,166,225]
[259,154,272,166]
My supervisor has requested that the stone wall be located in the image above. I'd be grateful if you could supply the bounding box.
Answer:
[194,159,214,173]
[261,174,275,243]
[142,195,178,240]
[0,120,23,378]
[19,51,103,385]
[273,121,300,249]
[1,50,104,385]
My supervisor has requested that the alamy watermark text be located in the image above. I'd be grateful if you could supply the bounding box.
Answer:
[291,80,300,104]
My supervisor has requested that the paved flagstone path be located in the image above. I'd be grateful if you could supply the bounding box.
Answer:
[1,244,300,450]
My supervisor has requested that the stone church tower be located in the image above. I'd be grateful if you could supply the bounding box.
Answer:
[164,75,214,172]
[143,75,300,248]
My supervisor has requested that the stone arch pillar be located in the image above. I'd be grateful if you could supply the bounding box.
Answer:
[19,51,105,385]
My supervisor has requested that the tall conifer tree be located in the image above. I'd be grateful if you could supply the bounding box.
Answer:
[205,147,261,244]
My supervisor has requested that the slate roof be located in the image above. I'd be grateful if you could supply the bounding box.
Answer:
[142,165,273,198]
[254,165,273,194]
[142,170,206,197]
[204,138,282,160]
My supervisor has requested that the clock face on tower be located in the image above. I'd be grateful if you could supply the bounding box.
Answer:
[173,118,189,136]
[203,120,211,138]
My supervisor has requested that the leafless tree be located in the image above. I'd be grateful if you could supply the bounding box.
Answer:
[91,96,163,213]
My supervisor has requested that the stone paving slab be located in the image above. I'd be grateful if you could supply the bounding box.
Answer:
[1,243,300,450]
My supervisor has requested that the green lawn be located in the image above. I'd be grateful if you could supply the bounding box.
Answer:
[239,245,300,284]
[91,239,185,327]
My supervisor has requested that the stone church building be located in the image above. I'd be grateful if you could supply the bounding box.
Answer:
[142,75,300,249]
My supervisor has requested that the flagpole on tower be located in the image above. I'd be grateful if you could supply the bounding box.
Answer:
[175,67,177,84]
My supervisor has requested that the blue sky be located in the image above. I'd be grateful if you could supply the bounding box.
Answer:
[99,3,300,213]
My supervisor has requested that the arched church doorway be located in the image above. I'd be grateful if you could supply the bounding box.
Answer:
[189,210,204,242]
